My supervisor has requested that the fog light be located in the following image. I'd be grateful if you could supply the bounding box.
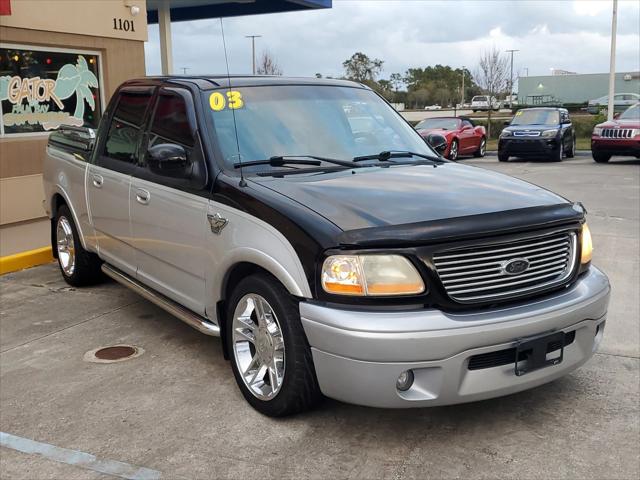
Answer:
[396,370,414,391]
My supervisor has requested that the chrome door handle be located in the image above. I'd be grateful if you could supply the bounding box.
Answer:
[92,174,103,188]
[135,188,150,205]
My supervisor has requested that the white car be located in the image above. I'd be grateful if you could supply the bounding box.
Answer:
[471,95,499,112]
[588,93,640,114]
[424,104,442,111]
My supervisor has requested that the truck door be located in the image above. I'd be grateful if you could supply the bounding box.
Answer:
[130,87,210,315]
[87,88,153,276]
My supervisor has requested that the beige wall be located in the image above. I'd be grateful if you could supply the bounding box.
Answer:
[0,0,148,41]
[0,21,147,256]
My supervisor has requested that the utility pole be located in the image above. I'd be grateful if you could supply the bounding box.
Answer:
[181,67,189,75]
[461,66,465,107]
[506,49,519,102]
[607,0,618,121]
[245,35,262,75]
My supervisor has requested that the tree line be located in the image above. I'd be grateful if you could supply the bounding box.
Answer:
[336,49,509,109]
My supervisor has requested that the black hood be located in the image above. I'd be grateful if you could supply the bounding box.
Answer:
[251,163,569,233]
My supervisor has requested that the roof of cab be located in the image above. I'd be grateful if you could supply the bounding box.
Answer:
[121,75,367,90]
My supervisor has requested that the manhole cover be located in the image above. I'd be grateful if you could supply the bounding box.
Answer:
[84,345,144,364]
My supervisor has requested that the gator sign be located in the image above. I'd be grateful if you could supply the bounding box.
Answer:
[0,55,98,132]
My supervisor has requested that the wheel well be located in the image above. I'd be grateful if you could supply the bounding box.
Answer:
[217,262,275,360]
[50,194,67,259]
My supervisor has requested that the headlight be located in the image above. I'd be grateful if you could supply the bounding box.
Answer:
[631,129,640,138]
[321,255,425,296]
[541,129,559,138]
[593,127,603,136]
[580,223,593,264]
[499,130,512,138]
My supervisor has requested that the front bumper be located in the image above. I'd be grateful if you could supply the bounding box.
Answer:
[499,137,559,157]
[591,137,640,156]
[300,267,610,408]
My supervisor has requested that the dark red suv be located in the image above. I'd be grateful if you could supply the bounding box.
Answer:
[591,103,640,163]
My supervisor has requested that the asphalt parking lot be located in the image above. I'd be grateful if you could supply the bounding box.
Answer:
[1,152,638,480]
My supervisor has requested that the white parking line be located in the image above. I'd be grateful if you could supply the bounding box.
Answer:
[0,432,162,480]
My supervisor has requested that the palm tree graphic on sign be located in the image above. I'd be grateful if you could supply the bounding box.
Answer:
[53,56,99,121]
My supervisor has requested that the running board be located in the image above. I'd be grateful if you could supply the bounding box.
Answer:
[101,264,220,337]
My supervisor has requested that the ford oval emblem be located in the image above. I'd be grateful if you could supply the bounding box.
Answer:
[502,258,530,275]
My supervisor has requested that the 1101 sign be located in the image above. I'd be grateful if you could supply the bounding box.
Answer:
[113,18,136,32]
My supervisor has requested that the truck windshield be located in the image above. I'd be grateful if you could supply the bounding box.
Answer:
[511,110,560,125]
[203,85,435,169]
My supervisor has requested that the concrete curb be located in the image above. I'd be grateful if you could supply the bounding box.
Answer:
[0,246,54,275]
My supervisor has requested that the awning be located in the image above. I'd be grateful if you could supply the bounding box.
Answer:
[147,0,331,23]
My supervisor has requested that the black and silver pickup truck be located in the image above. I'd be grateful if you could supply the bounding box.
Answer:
[43,76,610,416]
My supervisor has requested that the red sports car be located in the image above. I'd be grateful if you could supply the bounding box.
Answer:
[415,117,487,160]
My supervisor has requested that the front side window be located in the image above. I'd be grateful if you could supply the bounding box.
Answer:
[148,89,195,148]
[0,46,102,136]
[511,109,560,126]
[204,85,434,169]
[101,89,152,167]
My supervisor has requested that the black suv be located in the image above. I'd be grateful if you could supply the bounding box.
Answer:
[499,107,576,162]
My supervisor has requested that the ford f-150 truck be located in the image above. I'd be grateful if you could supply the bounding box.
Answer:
[44,76,610,417]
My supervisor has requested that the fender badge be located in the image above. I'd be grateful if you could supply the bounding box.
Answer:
[207,213,228,234]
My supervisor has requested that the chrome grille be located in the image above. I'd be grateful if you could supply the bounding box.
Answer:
[601,128,633,139]
[433,232,577,303]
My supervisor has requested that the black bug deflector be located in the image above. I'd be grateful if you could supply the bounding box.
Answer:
[337,203,585,248]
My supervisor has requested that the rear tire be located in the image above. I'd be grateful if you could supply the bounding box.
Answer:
[593,151,611,163]
[55,205,103,287]
[226,273,322,417]
[474,137,486,158]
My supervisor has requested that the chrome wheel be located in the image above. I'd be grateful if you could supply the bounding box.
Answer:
[232,294,285,401]
[449,140,458,160]
[479,138,486,156]
[56,216,75,276]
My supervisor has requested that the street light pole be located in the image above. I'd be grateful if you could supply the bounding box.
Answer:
[506,49,519,101]
[607,0,618,121]
[245,35,262,75]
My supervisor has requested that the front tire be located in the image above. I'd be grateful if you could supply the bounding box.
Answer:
[593,151,611,163]
[226,273,322,417]
[448,139,459,161]
[498,152,509,162]
[55,205,103,287]
[474,137,486,157]
[549,139,563,162]
[566,136,576,158]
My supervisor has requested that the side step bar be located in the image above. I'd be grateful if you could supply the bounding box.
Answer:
[101,264,220,337]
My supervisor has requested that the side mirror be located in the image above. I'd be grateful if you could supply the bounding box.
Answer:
[503,120,511,126]
[613,112,620,119]
[50,125,96,152]
[147,143,190,178]
[426,133,448,156]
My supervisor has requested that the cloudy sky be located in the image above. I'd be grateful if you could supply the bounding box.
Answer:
[144,0,640,84]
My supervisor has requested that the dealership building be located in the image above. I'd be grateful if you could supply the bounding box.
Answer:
[0,0,330,272]
[518,71,640,106]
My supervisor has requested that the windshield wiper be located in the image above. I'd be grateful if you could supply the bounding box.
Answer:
[233,155,359,170]
[352,150,443,163]
[233,157,321,169]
